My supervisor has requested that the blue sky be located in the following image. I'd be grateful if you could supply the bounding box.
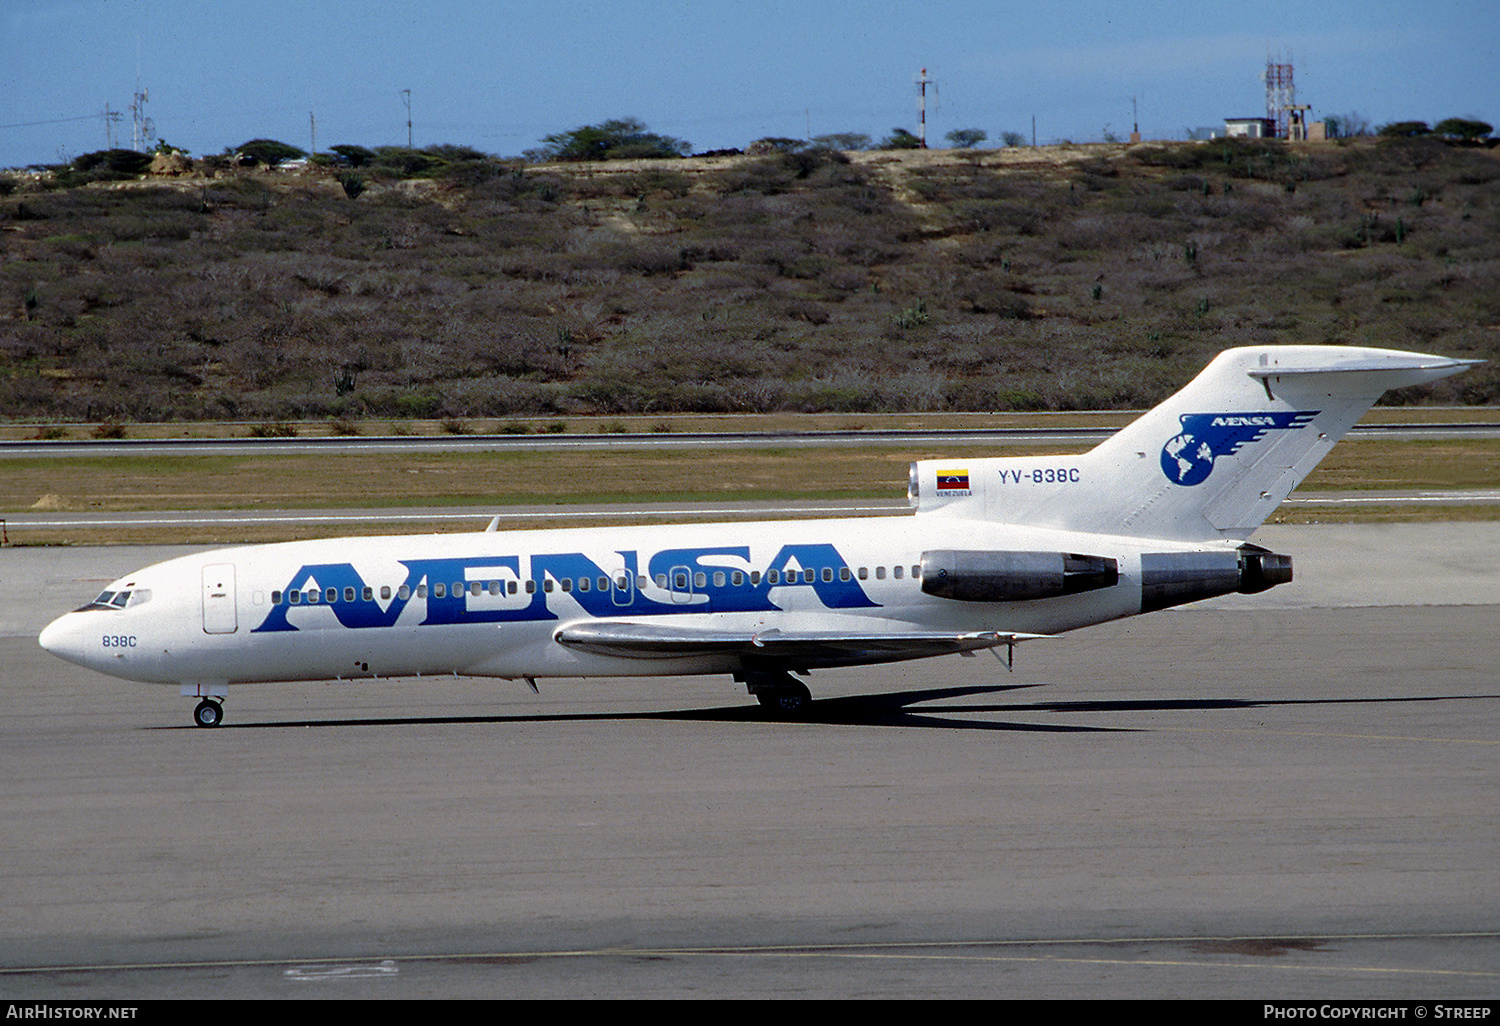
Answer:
[2,0,1495,168]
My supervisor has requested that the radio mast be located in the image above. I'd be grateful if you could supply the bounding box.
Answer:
[1265,55,1294,139]
[130,84,152,152]
[915,68,932,148]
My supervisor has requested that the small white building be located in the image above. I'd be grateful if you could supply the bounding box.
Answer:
[1224,118,1275,139]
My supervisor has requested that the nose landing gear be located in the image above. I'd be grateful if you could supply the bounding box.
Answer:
[192,699,224,728]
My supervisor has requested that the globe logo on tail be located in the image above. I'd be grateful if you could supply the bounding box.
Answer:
[1160,411,1318,486]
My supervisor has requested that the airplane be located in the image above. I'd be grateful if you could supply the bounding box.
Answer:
[39,344,1476,727]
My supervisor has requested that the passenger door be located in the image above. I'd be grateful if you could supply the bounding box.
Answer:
[201,563,238,634]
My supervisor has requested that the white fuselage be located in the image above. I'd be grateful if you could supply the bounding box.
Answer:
[39,511,1170,688]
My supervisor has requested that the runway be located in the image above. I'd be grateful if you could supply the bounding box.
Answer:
[1,524,1497,998]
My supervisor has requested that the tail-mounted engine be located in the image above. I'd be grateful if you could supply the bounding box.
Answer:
[1139,543,1292,612]
[920,544,1292,610]
[921,550,1119,603]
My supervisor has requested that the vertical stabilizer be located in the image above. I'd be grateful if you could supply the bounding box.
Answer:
[911,346,1478,542]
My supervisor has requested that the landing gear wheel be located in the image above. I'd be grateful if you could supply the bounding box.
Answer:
[755,681,812,717]
[193,699,223,728]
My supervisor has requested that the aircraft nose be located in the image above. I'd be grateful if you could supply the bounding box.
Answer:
[39,613,88,666]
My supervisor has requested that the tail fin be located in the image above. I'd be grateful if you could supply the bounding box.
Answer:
[911,346,1478,542]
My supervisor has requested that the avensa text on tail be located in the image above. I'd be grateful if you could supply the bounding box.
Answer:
[39,345,1478,726]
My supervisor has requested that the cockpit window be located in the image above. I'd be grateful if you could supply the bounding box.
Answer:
[78,587,148,612]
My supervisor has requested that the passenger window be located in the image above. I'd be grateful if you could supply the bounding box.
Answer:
[821,567,833,582]
[578,577,590,592]
[344,587,355,603]
[912,565,921,579]
[893,566,904,580]
[524,580,535,594]
[876,567,886,580]
[382,586,392,600]
[543,579,553,592]
[508,581,518,595]
[750,571,761,585]
[858,567,868,580]
[694,572,706,588]
[840,567,851,582]
[363,587,373,601]
[398,585,411,600]
[713,571,725,587]
[434,583,446,598]
[732,571,744,586]
[767,570,780,585]
[655,574,668,589]
[416,585,427,598]
[560,578,572,592]
[272,591,283,604]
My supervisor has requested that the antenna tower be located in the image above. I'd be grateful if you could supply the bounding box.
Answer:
[102,104,121,149]
[130,85,153,152]
[1265,56,1294,140]
[915,68,932,148]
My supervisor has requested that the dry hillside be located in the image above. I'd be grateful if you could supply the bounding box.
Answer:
[2,138,1497,423]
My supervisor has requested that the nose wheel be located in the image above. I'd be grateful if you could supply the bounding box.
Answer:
[192,699,224,728]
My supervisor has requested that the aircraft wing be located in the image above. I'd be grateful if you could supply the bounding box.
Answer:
[554,620,1046,664]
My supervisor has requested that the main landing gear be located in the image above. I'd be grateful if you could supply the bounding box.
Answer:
[192,699,224,728]
[742,670,813,718]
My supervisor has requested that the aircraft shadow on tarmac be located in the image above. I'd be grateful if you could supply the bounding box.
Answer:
[155,685,1499,734]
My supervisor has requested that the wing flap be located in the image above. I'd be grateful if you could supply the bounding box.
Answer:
[554,620,1046,663]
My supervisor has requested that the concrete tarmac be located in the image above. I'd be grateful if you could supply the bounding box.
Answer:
[1,524,1496,999]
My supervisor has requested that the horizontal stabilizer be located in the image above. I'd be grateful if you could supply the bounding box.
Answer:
[1246,350,1481,384]
[555,620,1045,665]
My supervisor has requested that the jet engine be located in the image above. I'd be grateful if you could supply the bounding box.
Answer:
[1139,543,1292,612]
[921,544,1292,611]
[920,550,1119,603]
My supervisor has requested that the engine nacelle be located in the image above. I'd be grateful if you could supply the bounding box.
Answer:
[1139,543,1293,612]
[921,550,1120,603]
